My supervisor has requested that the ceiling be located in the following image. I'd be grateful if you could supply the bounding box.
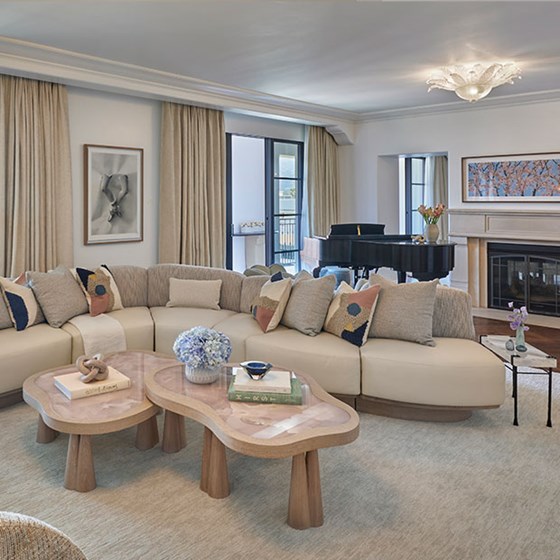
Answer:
[1,0,560,117]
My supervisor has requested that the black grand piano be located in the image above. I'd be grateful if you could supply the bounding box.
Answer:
[314,223,455,283]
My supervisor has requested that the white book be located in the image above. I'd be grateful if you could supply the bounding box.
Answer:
[233,367,292,394]
[54,367,131,400]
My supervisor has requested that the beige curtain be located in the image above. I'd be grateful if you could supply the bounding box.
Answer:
[425,155,449,240]
[306,126,340,238]
[159,102,225,267]
[0,75,73,277]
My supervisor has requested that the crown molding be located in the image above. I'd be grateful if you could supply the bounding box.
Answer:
[359,89,560,122]
[0,36,357,144]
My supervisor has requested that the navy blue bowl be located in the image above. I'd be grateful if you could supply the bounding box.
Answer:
[240,361,272,380]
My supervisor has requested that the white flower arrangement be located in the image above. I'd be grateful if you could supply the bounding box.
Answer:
[173,326,232,370]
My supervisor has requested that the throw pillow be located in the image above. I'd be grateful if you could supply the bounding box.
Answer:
[28,267,89,328]
[166,278,222,310]
[73,265,124,317]
[251,276,292,332]
[0,293,12,330]
[281,273,336,336]
[324,281,381,346]
[0,274,45,331]
[433,285,476,340]
[368,273,439,346]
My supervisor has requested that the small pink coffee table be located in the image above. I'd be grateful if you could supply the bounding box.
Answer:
[23,351,178,492]
[145,364,359,529]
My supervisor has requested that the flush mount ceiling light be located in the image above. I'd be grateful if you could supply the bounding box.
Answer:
[427,62,522,102]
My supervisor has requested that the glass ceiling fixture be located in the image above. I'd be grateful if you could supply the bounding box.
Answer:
[427,62,522,103]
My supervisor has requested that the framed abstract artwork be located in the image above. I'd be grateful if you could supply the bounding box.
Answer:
[462,152,560,202]
[84,144,144,244]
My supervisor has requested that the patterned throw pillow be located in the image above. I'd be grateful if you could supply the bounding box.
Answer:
[73,265,124,317]
[251,276,292,332]
[324,282,381,346]
[0,274,45,331]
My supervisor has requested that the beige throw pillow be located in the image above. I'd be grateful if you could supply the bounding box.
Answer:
[281,273,336,336]
[368,273,439,346]
[166,278,222,310]
[251,277,292,332]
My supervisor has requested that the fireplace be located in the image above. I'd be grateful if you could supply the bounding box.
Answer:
[487,243,560,317]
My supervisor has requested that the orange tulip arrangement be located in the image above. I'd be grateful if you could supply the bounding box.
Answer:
[418,203,445,225]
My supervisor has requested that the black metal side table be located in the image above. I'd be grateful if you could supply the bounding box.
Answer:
[480,335,557,427]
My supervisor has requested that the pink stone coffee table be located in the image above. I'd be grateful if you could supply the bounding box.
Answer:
[144,364,360,530]
[23,351,178,492]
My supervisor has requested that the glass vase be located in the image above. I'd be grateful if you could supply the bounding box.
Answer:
[515,327,527,353]
[424,223,439,244]
[185,365,221,384]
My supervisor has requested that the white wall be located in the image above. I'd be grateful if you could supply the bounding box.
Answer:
[68,87,161,268]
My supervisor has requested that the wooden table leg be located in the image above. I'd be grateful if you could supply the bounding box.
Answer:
[36,415,59,443]
[162,411,187,453]
[135,416,159,450]
[64,434,96,492]
[205,431,230,499]
[200,427,212,493]
[288,453,311,529]
[306,449,324,527]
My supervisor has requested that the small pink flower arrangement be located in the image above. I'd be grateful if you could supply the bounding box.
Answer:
[418,203,445,225]
[508,302,529,332]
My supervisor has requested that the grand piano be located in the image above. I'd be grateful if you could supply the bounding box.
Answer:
[311,223,455,283]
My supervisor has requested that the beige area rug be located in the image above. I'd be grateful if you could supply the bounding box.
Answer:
[1,369,559,560]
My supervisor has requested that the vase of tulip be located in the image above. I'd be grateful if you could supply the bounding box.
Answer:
[418,203,445,243]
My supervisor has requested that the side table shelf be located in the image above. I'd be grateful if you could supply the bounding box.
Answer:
[480,335,557,427]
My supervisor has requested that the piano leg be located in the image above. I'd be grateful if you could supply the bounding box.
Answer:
[397,271,407,284]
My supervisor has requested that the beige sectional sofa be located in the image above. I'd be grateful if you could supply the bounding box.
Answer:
[0,264,505,421]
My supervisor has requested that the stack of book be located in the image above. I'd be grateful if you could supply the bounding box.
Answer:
[228,367,303,405]
[54,367,131,400]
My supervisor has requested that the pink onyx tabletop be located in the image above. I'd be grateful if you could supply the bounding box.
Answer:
[150,365,354,442]
[29,351,178,424]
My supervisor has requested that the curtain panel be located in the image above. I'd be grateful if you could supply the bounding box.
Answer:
[159,103,225,267]
[425,155,449,240]
[0,75,73,277]
[306,126,340,238]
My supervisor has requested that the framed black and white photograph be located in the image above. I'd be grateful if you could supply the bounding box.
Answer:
[84,144,144,244]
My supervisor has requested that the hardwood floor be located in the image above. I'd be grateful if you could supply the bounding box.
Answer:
[474,316,560,369]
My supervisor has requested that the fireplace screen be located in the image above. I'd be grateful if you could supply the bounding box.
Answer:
[488,243,560,317]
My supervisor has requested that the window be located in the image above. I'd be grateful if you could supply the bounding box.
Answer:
[404,157,426,235]
[226,134,303,274]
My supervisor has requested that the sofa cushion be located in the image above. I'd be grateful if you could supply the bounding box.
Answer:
[62,307,155,362]
[0,323,72,393]
[151,306,236,355]
[252,277,292,332]
[73,265,124,317]
[360,337,505,407]
[240,275,269,314]
[28,267,88,328]
[0,275,45,331]
[148,264,243,312]
[213,312,266,363]
[281,273,335,336]
[167,278,222,310]
[246,329,361,395]
[104,265,148,308]
[433,285,476,340]
[368,274,438,346]
[324,282,380,346]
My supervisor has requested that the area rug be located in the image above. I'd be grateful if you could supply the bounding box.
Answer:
[1,368,559,560]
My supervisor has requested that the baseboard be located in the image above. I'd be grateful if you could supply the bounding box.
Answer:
[356,395,475,422]
[0,389,23,409]
[329,393,356,408]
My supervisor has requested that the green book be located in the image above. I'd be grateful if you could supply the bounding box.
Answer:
[227,378,303,405]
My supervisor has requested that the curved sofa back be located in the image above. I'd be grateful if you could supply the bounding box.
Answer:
[104,265,149,308]
[148,264,244,312]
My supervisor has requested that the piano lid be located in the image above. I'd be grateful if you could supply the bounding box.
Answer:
[329,223,385,237]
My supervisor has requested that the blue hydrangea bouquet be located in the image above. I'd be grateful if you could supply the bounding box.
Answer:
[173,326,232,384]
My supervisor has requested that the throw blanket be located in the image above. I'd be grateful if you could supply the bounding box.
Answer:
[68,314,127,357]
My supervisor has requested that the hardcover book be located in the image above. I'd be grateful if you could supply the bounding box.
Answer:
[54,367,131,400]
[228,378,303,405]
[232,367,292,394]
